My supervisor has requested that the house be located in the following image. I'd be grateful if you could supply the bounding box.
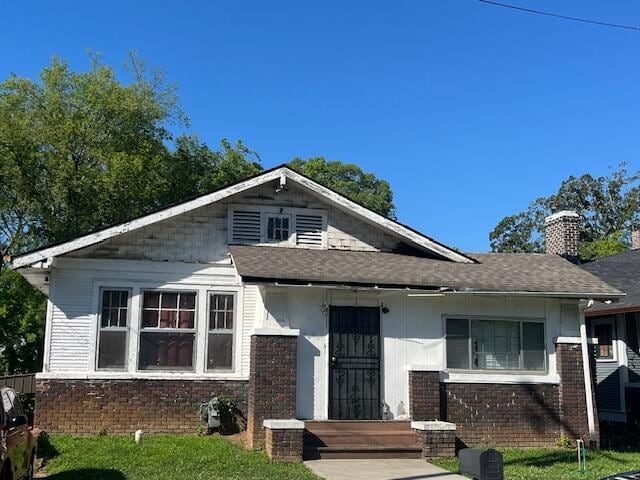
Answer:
[9,167,621,459]
[581,238,640,426]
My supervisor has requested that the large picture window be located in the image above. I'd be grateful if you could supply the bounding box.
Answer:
[207,293,235,370]
[139,291,196,370]
[97,289,130,370]
[446,317,546,372]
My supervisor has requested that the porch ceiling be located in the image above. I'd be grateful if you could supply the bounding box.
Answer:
[230,245,624,299]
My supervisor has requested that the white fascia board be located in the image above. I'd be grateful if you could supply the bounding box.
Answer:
[11,166,472,269]
[283,169,474,264]
[11,168,287,269]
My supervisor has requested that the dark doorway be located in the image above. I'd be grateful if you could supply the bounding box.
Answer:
[329,306,381,420]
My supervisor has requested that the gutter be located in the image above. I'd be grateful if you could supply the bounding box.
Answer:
[242,277,624,300]
[579,305,598,446]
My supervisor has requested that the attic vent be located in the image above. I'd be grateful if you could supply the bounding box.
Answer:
[232,210,261,243]
[295,214,323,246]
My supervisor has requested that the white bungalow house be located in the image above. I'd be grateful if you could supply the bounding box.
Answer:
[10,166,621,458]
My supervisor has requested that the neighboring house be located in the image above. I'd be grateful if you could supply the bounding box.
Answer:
[9,167,621,456]
[582,240,640,425]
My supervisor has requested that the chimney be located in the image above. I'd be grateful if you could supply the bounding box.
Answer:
[544,210,580,261]
[632,230,640,250]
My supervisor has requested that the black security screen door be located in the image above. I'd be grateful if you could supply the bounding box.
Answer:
[329,306,381,420]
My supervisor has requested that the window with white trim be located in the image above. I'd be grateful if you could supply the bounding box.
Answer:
[207,293,235,370]
[97,289,130,370]
[445,317,546,371]
[139,291,197,370]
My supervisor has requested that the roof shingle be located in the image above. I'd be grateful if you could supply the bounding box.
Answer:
[230,246,622,298]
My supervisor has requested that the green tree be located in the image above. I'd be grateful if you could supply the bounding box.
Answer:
[160,136,262,205]
[289,157,396,218]
[490,165,640,259]
[0,270,46,375]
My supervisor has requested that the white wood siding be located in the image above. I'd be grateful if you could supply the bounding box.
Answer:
[44,257,254,379]
[270,288,581,420]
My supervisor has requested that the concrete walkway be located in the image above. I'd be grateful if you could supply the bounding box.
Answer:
[304,459,467,480]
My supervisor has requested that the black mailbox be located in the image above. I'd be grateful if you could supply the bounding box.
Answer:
[458,448,504,480]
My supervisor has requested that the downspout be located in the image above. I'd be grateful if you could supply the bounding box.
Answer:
[579,304,597,445]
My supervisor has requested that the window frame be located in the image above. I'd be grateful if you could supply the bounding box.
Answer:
[205,291,237,372]
[591,317,617,363]
[444,315,548,373]
[264,213,292,244]
[95,287,132,371]
[137,289,198,372]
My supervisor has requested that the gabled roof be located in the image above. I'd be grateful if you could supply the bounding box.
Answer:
[10,165,474,269]
[582,249,640,315]
[230,245,624,298]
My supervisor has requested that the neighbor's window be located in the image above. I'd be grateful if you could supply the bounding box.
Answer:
[446,318,546,371]
[594,323,614,360]
[97,289,130,370]
[207,293,235,370]
[266,215,290,242]
[139,291,196,370]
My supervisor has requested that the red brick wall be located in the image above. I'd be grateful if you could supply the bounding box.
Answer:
[265,428,303,461]
[443,383,561,447]
[408,371,440,420]
[247,335,298,449]
[35,379,248,435]
[556,343,599,446]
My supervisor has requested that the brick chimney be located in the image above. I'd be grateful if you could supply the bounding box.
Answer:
[544,210,580,261]
[632,230,640,250]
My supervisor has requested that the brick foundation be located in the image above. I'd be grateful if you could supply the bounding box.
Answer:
[556,342,600,446]
[247,333,298,449]
[35,379,248,435]
[407,341,600,448]
[443,382,561,447]
[264,420,304,462]
[412,421,456,458]
[408,370,440,420]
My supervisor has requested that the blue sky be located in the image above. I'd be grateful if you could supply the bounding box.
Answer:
[2,1,639,252]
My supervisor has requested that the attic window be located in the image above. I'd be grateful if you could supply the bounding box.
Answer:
[266,215,290,242]
[229,205,326,247]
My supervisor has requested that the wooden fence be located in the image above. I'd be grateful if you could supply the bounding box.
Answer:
[0,373,36,394]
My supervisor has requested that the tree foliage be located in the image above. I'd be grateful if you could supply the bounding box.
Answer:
[289,157,396,218]
[490,165,640,259]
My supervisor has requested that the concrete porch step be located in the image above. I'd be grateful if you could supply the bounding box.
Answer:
[303,445,423,460]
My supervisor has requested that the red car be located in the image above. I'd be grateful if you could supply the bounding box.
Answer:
[1,387,36,480]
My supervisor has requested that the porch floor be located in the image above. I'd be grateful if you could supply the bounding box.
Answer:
[304,459,466,480]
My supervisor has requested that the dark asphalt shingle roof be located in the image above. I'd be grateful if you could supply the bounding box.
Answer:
[582,249,640,313]
[230,246,623,298]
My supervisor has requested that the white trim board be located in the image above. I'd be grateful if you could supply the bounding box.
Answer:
[10,166,472,269]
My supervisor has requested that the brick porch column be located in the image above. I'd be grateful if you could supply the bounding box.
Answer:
[407,366,442,420]
[263,419,305,461]
[247,329,299,449]
[412,421,456,458]
[556,338,600,447]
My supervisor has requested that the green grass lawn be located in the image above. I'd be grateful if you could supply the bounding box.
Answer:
[39,435,320,480]
[431,447,640,480]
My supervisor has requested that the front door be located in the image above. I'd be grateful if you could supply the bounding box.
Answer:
[329,306,381,420]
